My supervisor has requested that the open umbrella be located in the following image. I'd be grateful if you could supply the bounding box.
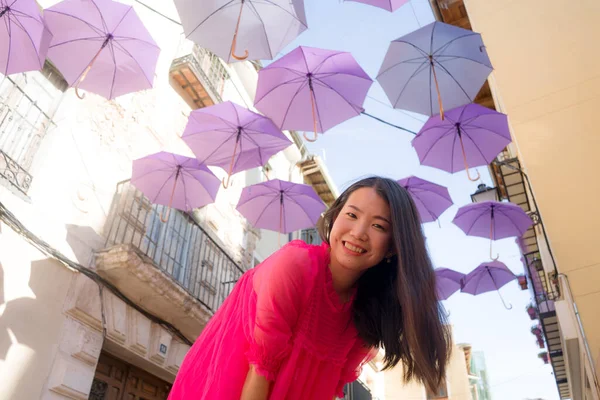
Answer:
[236,179,325,245]
[0,0,52,75]
[435,268,465,301]
[174,0,307,63]
[462,261,516,309]
[397,176,453,223]
[412,104,511,181]
[377,21,492,119]
[255,46,373,142]
[344,0,409,12]
[131,152,220,222]
[45,0,160,99]
[181,101,292,188]
[452,201,533,260]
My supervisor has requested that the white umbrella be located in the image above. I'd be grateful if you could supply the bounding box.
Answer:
[174,0,308,63]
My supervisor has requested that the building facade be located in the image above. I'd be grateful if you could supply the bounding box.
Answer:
[429,0,600,399]
[0,1,337,399]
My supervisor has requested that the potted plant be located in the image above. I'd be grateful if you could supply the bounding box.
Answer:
[538,351,549,364]
[526,303,537,320]
[517,275,528,290]
[531,325,542,336]
[536,337,545,349]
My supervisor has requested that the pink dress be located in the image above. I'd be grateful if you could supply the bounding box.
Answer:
[168,240,374,400]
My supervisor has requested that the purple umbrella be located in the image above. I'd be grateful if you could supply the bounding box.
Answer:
[45,0,160,100]
[397,176,453,223]
[255,46,373,142]
[435,268,465,301]
[181,101,292,188]
[462,261,516,309]
[236,179,325,245]
[0,0,52,75]
[453,201,533,260]
[344,0,409,12]
[131,152,220,222]
[412,104,511,181]
[377,21,492,119]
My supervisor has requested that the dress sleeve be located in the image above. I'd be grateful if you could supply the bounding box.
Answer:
[335,341,377,398]
[246,241,316,381]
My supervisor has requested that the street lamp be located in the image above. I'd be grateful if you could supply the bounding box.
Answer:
[470,183,500,203]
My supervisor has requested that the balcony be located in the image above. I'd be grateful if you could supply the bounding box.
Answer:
[0,75,58,195]
[95,181,244,340]
[170,45,230,109]
[342,380,374,400]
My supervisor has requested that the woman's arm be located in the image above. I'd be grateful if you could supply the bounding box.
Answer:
[241,365,272,400]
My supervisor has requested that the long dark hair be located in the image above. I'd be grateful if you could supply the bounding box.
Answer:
[318,176,451,392]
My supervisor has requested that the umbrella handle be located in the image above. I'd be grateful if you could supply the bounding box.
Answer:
[489,219,499,260]
[230,2,249,61]
[222,175,232,189]
[303,86,318,142]
[222,134,240,189]
[430,56,444,120]
[490,239,500,261]
[160,172,179,223]
[458,132,481,181]
[487,268,513,310]
[74,38,109,100]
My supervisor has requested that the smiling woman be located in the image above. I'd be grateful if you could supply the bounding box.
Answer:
[168,176,451,400]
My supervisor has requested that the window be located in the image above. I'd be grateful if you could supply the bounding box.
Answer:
[0,62,66,195]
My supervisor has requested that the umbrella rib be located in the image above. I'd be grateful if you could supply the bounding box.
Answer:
[152,169,179,204]
[90,0,109,34]
[315,70,373,84]
[391,60,430,109]
[279,79,310,130]
[245,1,273,60]
[282,191,318,227]
[195,131,238,163]
[311,52,344,74]
[111,5,134,34]
[254,75,306,104]
[252,0,308,28]
[111,40,154,90]
[494,208,527,236]
[4,10,11,75]
[431,58,472,100]
[108,42,118,100]
[429,21,436,55]
[186,0,237,38]
[387,40,429,59]
[48,36,105,49]
[45,10,106,37]
[253,194,281,227]
[415,125,455,164]
[461,123,510,140]
[459,127,492,164]
[413,195,439,222]
[376,54,428,78]
[111,35,160,49]
[464,208,492,237]
[434,54,494,69]
[312,77,363,116]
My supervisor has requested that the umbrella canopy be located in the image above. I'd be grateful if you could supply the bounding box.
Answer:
[236,179,325,234]
[131,152,220,221]
[377,21,492,118]
[453,201,533,260]
[412,104,511,181]
[435,268,465,301]
[45,0,160,99]
[0,0,52,75]
[181,101,292,188]
[344,0,409,12]
[462,261,516,309]
[397,176,453,223]
[174,0,307,63]
[255,46,373,142]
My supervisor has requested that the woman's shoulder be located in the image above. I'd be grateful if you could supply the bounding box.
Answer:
[253,240,328,284]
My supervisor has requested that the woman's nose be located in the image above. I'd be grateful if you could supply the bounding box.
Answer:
[350,223,368,241]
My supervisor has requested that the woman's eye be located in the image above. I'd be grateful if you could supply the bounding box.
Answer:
[373,224,385,231]
[346,212,357,218]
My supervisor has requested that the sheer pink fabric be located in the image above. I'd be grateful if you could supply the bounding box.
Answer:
[168,240,374,400]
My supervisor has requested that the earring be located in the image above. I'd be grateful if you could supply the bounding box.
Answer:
[386,257,392,264]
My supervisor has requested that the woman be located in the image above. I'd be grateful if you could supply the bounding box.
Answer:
[168,176,451,399]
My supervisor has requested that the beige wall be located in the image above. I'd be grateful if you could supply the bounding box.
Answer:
[464,0,600,376]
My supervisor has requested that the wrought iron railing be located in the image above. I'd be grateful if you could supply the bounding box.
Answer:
[301,227,322,245]
[0,76,56,195]
[104,181,244,313]
[343,380,373,400]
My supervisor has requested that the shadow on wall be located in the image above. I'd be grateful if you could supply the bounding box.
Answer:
[65,223,106,266]
[0,258,73,400]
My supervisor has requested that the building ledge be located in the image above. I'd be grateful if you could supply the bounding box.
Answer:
[95,244,213,341]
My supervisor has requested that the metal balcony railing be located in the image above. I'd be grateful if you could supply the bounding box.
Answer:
[343,380,373,400]
[104,181,244,313]
[0,76,56,195]
[301,227,322,246]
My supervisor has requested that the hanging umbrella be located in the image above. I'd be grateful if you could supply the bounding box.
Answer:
[255,45,373,142]
[236,179,325,245]
[397,176,453,223]
[45,0,160,100]
[435,268,465,301]
[462,261,516,309]
[131,152,220,222]
[377,21,492,119]
[412,104,511,181]
[174,0,307,63]
[0,0,52,75]
[452,201,533,260]
[181,101,292,188]
[344,0,409,12]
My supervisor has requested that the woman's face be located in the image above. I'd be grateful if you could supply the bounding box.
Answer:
[329,187,393,273]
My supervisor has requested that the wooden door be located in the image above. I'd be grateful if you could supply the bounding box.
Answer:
[89,352,171,400]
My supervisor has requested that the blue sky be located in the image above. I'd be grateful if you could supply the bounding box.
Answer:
[270,1,560,399]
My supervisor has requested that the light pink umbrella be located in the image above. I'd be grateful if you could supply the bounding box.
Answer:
[345,0,410,12]
[0,0,52,75]
[45,0,160,99]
